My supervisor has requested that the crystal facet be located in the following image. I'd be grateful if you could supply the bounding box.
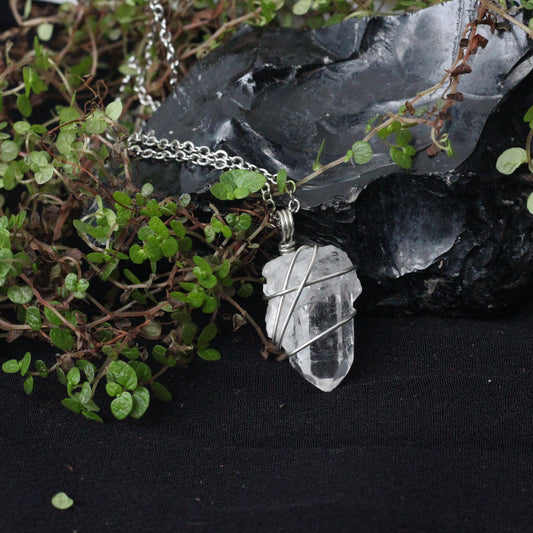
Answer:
[263,245,361,391]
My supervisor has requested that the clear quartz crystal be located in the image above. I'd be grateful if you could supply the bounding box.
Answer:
[263,245,361,392]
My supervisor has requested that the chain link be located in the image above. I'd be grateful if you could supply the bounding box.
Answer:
[122,0,299,214]
[119,0,180,111]
[129,131,276,180]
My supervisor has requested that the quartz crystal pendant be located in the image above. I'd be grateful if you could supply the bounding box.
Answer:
[263,243,362,392]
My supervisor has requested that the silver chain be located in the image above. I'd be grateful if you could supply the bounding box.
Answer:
[122,0,299,214]
[120,0,180,112]
[128,131,276,180]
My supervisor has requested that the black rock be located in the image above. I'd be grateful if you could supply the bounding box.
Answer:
[136,0,533,315]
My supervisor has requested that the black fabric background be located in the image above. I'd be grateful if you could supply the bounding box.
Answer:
[1,304,532,533]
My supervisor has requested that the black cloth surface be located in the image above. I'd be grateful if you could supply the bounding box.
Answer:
[1,306,532,532]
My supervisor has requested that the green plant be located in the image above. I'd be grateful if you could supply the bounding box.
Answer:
[0,1,285,420]
[496,104,533,213]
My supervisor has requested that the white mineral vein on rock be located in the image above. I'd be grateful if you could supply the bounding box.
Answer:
[263,245,361,392]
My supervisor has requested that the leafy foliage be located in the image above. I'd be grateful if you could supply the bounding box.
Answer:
[0,0,284,420]
[496,104,533,213]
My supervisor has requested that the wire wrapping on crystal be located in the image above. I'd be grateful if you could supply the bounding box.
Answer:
[263,210,361,391]
[265,244,357,357]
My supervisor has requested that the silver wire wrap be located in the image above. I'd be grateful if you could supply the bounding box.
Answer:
[268,244,357,357]
[272,209,296,255]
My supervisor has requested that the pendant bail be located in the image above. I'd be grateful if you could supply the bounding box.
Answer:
[273,209,296,255]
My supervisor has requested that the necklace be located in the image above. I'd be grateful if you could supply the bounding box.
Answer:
[123,0,362,391]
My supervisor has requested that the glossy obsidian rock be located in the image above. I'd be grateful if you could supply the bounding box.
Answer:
[136,0,533,315]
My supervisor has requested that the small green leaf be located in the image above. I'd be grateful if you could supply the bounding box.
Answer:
[187,290,205,308]
[277,169,287,193]
[67,367,80,386]
[179,193,191,207]
[79,381,92,405]
[177,237,192,251]
[106,382,123,397]
[82,410,103,422]
[1,141,19,162]
[390,146,413,170]
[51,492,73,510]
[105,99,123,121]
[23,375,34,394]
[25,306,42,330]
[113,191,131,206]
[34,165,54,184]
[130,386,150,418]
[238,282,254,298]
[111,391,133,419]
[228,169,266,193]
[19,352,31,376]
[13,121,30,135]
[137,226,154,241]
[403,145,417,157]
[351,141,373,165]
[193,255,212,273]
[35,360,48,378]
[17,95,32,117]
[496,147,528,175]
[140,320,162,339]
[129,244,146,264]
[210,182,232,200]
[149,216,169,237]
[182,322,198,345]
[234,186,250,199]
[37,22,54,41]
[58,106,81,124]
[152,344,167,362]
[170,220,186,238]
[64,273,78,291]
[76,360,95,382]
[218,259,231,279]
[7,285,33,304]
[2,359,20,373]
[527,192,533,214]
[396,130,413,148]
[50,328,75,352]
[151,382,172,402]
[144,240,163,262]
[61,397,82,413]
[197,322,217,351]
[129,361,152,382]
[198,348,221,361]
[524,105,533,123]
[56,367,67,385]
[293,0,312,15]
[204,225,216,243]
[202,295,218,314]
[108,360,138,390]
[160,237,178,257]
[122,269,142,285]
[201,274,217,289]
[83,117,107,135]
[221,225,232,238]
[121,347,141,360]
[141,183,153,197]
[236,213,252,232]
